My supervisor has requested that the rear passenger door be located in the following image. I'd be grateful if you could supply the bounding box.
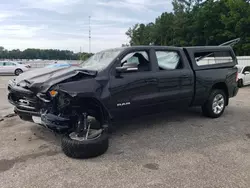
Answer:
[153,48,194,108]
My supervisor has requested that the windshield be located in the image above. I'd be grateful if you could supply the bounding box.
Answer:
[80,48,123,71]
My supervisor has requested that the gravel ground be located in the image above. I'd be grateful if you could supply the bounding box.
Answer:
[0,76,249,188]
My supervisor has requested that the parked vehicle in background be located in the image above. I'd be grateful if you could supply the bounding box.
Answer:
[17,61,31,68]
[45,61,71,68]
[236,65,250,87]
[8,45,238,159]
[0,61,30,75]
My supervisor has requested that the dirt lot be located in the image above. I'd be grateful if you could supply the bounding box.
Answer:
[0,76,249,188]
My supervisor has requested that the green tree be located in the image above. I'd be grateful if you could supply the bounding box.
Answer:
[125,0,250,55]
[0,47,93,60]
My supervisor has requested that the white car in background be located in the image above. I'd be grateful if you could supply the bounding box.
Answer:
[0,61,30,76]
[237,65,250,87]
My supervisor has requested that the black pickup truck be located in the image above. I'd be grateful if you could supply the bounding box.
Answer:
[8,46,238,158]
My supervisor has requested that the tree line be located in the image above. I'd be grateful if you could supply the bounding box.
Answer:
[0,46,93,60]
[125,0,250,55]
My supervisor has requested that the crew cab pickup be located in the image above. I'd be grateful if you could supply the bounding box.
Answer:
[8,46,239,158]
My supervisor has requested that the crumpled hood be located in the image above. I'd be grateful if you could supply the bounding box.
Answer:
[13,66,97,93]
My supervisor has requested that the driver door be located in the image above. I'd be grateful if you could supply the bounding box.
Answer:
[108,49,158,118]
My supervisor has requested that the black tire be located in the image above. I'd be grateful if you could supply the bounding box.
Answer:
[202,89,226,118]
[15,69,23,76]
[61,131,109,159]
[238,79,243,88]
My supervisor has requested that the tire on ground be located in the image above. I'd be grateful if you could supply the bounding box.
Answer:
[202,89,226,118]
[61,131,109,159]
[15,69,23,76]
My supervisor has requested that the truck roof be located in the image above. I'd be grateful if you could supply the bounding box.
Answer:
[118,45,233,50]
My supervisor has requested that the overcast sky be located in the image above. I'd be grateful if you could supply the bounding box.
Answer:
[0,0,172,52]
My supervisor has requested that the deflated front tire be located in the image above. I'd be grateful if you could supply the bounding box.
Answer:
[61,130,109,159]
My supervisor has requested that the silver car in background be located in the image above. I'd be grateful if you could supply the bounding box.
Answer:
[0,61,30,75]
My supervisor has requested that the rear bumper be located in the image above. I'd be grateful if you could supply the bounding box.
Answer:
[14,107,71,133]
[229,86,239,98]
[233,86,239,97]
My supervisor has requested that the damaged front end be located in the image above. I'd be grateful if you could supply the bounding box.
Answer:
[8,66,106,133]
[40,80,109,134]
[40,91,76,133]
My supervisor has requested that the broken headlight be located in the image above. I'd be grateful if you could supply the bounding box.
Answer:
[49,90,58,97]
[48,85,59,98]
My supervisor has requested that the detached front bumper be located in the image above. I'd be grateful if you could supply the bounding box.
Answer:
[8,83,41,117]
[8,82,73,133]
[41,113,71,133]
[14,107,40,117]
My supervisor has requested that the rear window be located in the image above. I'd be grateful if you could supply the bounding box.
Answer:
[195,51,233,66]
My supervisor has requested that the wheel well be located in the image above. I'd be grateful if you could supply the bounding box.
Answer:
[211,82,229,105]
[75,98,110,125]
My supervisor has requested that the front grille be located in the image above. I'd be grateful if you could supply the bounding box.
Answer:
[8,89,39,111]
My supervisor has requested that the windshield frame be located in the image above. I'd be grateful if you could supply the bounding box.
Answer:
[80,48,125,72]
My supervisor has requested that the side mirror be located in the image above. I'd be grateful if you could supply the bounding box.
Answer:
[115,66,138,73]
[244,71,250,75]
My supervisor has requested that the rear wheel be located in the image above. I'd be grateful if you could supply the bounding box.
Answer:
[15,69,23,76]
[202,89,226,118]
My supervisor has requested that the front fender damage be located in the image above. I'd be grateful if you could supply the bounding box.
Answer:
[40,79,110,133]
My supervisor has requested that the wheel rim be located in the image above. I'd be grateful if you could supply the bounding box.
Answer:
[69,129,102,141]
[212,94,225,114]
[16,69,22,75]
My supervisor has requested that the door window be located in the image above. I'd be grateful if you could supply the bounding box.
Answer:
[155,51,181,70]
[194,51,233,66]
[5,62,15,66]
[243,66,250,73]
[121,51,150,72]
